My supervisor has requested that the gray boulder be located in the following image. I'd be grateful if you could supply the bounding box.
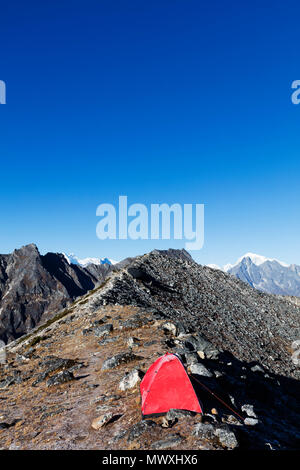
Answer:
[46,370,74,387]
[102,352,142,370]
[127,420,156,442]
[127,337,140,348]
[151,434,182,449]
[241,404,257,418]
[119,369,143,391]
[162,322,177,336]
[162,408,195,427]
[193,422,238,449]
[214,426,238,449]
[91,412,113,430]
[94,324,113,337]
[190,363,213,377]
[185,352,199,365]
[244,418,259,426]
[193,422,215,438]
[184,335,219,360]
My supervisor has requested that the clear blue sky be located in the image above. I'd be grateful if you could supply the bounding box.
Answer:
[0,0,300,266]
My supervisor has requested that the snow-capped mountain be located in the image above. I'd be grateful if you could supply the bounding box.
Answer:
[223,252,289,272]
[63,253,118,267]
[207,253,300,296]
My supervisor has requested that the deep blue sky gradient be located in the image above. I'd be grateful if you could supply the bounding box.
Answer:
[1,0,300,266]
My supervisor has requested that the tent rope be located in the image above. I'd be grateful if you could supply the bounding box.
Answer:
[189,374,245,422]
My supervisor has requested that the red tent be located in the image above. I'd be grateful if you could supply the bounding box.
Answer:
[140,352,203,416]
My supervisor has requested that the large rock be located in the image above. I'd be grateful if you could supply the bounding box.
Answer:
[162,409,195,427]
[214,426,238,449]
[93,324,113,337]
[193,422,215,439]
[241,404,257,418]
[102,352,143,371]
[185,353,199,365]
[244,418,259,426]
[162,322,177,336]
[166,409,195,420]
[46,370,74,387]
[0,341,6,365]
[119,369,143,391]
[151,434,182,449]
[189,363,213,377]
[32,356,80,386]
[127,420,156,442]
[184,335,219,360]
[91,412,113,430]
[127,337,140,348]
[193,423,238,449]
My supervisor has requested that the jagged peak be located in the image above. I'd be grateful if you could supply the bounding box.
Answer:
[224,252,289,271]
[147,248,194,262]
[13,243,40,255]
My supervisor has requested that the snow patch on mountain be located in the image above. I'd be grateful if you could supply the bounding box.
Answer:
[63,253,118,267]
[206,264,222,270]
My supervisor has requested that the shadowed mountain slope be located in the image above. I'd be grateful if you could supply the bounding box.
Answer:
[0,244,114,343]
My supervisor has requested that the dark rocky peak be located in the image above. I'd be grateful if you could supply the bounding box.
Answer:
[0,244,116,344]
[41,252,109,298]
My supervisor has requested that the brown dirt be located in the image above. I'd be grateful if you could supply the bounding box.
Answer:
[0,305,216,450]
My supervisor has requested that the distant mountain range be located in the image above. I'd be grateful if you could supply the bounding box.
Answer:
[63,253,118,267]
[207,252,300,296]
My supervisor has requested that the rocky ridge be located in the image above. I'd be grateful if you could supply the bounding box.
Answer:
[73,249,300,379]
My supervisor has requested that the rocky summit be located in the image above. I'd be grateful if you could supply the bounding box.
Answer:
[0,248,299,450]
